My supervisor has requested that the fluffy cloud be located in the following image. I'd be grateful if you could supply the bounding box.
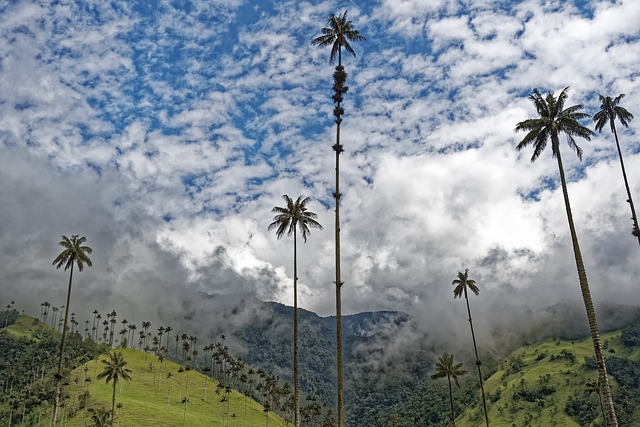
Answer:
[1,0,639,354]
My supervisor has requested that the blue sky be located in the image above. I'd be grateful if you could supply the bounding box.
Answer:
[1,0,639,349]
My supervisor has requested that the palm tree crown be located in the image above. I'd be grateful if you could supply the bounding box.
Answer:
[311,10,366,65]
[593,94,633,133]
[268,195,322,242]
[53,235,93,272]
[452,269,479,299]
[515,87,594,162]
[431,353,467,386]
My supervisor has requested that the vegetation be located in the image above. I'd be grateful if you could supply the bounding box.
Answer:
[451,269,489,427]
[269,194,323,427]
[515,87,618,426]
[312,11,365,427]
[51,234,94,426]
[97,352,132,427]
[431,353,467,426]
[593,93,639,244]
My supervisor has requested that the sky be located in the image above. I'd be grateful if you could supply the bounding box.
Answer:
[1,0,639,351]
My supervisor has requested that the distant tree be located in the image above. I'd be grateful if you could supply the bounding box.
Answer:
[585,378,607,427]
[269,195,322,427]
[593,94,638,244]
[97,352,132,427]
[88,406,112,427]
[164,326,173,350]
[431,353,467,427]
[311,12,365,427]
[51,234,93,426]
[452,269,489,427]
[515,87,617,426]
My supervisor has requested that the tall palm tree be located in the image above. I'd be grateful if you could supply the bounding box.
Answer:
[311,12,364,427]
[452,269,489,426]
[97,352,132,427]
[515,87,617,426]
[51,234,93,426]
[593,94,638,245]
[268,195,322,427]
[431,353,467,427]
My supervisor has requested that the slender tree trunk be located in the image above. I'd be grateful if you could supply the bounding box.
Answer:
[111,381,117,427]
[463,288,489,426]
[293,231,300,427]
[555,147,618,426]
[611,124,640,246]
[51,264,74,427]
[447,375,455,427]
[334,48,345,427]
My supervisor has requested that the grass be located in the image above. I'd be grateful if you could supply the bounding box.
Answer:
[3,314,52,341]
[456,331,627,426]
[60,348,286,427]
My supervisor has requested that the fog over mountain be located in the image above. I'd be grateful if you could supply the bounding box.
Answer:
[1,0,639,363]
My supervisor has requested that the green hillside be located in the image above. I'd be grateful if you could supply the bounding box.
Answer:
[455,330,637,426]
[3,314,52,340]
[59,348,285,427]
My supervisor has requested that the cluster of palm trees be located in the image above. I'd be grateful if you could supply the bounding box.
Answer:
[514,87,637,427]
[266,11,366,427]
[435,89,635,427]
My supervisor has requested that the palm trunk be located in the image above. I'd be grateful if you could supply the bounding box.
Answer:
[555,147,618,426]
[293,232,300,427]
[334,48,345,427]
[447,375,455,427]
[611,123,640,245]
[464,288,489,426]
[111,381,116,427]
[51,264,74,427]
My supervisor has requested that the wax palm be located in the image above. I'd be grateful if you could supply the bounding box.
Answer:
[452,269,489,426]
[585,378,607,426]
[97,352,132,427]
[515,87,617,426]
[268,195,322,427]
[311,12,364,427]
[88,406,112,427]
[51,234,93,426]
[431,353,467,427]
[593,94,638,244]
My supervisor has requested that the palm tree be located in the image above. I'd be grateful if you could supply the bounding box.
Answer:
[593,94,638,244]
[431,353,466,427]
[452,269,489,427]
[515,87,617,426]
[97,352,132,427]
[585,378,607,427]
[268,195,322,427]
[311,12,365,427]
[51,234,93,426]
[88,406,112,427]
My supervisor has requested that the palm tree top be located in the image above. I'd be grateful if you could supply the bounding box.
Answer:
[452,268,479,298]
[97,351,132,383]
[311,9,366,65]
[268,195,323,242]
[593,93,634,133]
[431,353,467,387]
[514,87,594,162]
[52,234,93,272]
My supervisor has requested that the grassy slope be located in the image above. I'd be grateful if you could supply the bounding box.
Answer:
[62,348,285,427]
[456,330,631,426]
[3,314,52,340]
